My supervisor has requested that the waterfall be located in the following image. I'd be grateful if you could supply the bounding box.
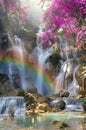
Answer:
[35,47,51,95]
[7,35,28,91]
[55,36,79,94]
[55,37,71,92]
[14,35,27,91]
[8,63,14,87]
[68,65,80,96]
[0,97,25,116]
[65,98,83,111]
[34,25,52,95]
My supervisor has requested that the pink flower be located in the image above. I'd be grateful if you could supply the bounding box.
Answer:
[75,0,81,4]
[67,46,72,52]
[19,19,25,25]
[0,1,7,7]
[77,45,81,49]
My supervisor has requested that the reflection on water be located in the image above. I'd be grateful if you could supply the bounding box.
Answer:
[0,112,86,130]
[16,112,85,130]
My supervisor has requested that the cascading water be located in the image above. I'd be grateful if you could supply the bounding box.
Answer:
[55,37,72,92]
[0,36,27,116]
[8,63,14,87]
[0,97,25,116]
[14,35,27,91]
[55,36,80,95]
[35,47,51,95]
[34,25,52,95]
[68,65,80,96]
[65,98,83,111]
[8,35,27,91]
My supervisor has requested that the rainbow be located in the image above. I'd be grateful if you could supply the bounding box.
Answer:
[0,53,55,95]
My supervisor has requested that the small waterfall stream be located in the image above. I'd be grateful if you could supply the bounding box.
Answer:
[14,35,27,91]
[8,35,28,91]
[8,63,14,87]
[55,36,80,95]
[68,65,80,96]
[53,36,83,111]
[34,25,53,95]
[35,47,51,95]
[0,97,25,116]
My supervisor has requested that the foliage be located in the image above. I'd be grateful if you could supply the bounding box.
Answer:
[0,0,28,24]
[83,98,86,104]
[19,28,36,47]
[76,26,86,49]
[17,90,25,96]
[48,53,60,72]
[38,0,86,50]
[83,116,86,123]
[38,29,57,48]
[60,119,68,128]
[0,1,27,34]
[0,0,37,48]
[52,107,59,112]
[80,66,86,71]
[83,98,86,112]
[25,93,38,113]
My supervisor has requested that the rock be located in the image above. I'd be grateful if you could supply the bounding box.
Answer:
[52,120,59,125]
[25,93,38,112]
[17,90,25,96]
[83,99,86,112]
[34,93,42,99]
[50,99,66,110]
[76,95,84,99]
[47,93,60,101]
[37,96,51,104]
[25,93,37,102]
[9,106,14,118]
[76,64,86,95]
[60,91,70,97]
[52,121,61,129]
[27,87,37,94]
[59,122,68,129]
[52,120,68,129]
[0,82,20,96]
[0,91,3,96]
[37,103,50,112]
[56,100,66,109]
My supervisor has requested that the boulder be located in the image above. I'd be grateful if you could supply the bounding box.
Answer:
[17,90,25,96]
[9,106,14,117]
[27,87,37,94]
[25,93,38,112]
[60,91,70,97]
[37,96,51,104]
[76,65,86,95]
[37,103,51,113]
[47,93,60,101]
[83,99,86,112]
[50,99,66,110]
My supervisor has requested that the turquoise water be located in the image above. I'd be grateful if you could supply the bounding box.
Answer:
[15,112,85,130]
[0,112,85,130]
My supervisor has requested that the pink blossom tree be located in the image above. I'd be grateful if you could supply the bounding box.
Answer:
[38,0,86,49]
[0,0,29,34]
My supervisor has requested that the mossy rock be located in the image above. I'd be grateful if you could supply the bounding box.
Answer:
[37,103,50,113]
[83,99,86,112]
[48,53,60,69]
[27,87,37,94]
[25,93,38,112]
[59,122,68,129]
[17,90,25,96]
